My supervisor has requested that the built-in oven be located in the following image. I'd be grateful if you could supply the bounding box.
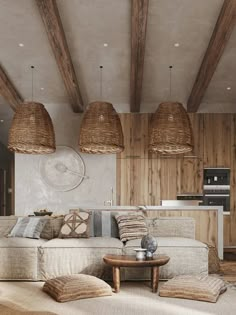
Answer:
[203,168,230,212]
[203,191,230,212]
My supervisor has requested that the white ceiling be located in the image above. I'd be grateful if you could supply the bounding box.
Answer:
[0,0,236,145]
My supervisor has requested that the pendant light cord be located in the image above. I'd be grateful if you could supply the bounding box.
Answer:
[99,65,103,100]
[169,65,173,98]
[31,66,35,101]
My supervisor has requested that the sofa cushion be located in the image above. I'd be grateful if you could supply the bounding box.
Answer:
[0,237,46,248]
[159,275,227,302]
[43,274,112,302]
[39,237,123,280]
[124,237,208,249]
[115,214,148,242]
[123,237,208,279]
[41,236,123,249]
[59,212,90,239]
[8,217,47,239]
[0,237,47,280]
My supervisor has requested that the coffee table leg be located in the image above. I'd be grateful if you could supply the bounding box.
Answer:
[151,266,159,293]
[113,266,120,293]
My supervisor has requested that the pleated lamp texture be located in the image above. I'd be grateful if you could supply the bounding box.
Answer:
[79,102,124,154]
[149,102,193,154]
[8,102,56,154]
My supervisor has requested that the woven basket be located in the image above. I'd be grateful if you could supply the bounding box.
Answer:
[8,102,56,154]
[149,102,193,154]
[79,102,124,154]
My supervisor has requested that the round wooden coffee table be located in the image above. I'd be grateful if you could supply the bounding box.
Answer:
[103,254,170,293]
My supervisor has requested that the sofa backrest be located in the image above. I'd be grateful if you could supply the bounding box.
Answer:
[145,217,195,239]
[0,216,17,237]
[0,214,196,240]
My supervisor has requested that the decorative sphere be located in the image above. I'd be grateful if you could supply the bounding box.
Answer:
[141,234,157,257]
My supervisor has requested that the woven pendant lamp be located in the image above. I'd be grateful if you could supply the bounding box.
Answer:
[8,66,55,154]
[79,101,124,154]
[149,102,193,154]
[8,102,56,154]
[149,66,193,155]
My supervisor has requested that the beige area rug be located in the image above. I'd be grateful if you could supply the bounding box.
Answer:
[0,281,236,315]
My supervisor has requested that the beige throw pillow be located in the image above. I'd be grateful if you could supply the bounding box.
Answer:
[59,212,90,238]
[43,274,112,302]
[40,217,64,240]
[159,275,227,303]
[115,214,148,242]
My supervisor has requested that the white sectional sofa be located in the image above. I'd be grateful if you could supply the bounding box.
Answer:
[0,215,208,281]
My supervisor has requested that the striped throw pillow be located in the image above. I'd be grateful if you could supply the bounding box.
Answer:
[43,274,112,302]
[159,275,227,303]
[8,217,47,239]
[115,214,148,242]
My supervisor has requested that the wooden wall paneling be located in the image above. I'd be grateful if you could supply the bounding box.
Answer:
[203,114,217,166]
[188,113,204,158]
[117,114,131,205]
[159,159,178,201]
[180,157,203,193]
[230,114,236,245]
[203,114,231,167]
[224,215,231,247]
[148,157,161,205]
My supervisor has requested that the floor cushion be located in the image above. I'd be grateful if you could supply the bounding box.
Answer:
[159,275,227,303]
[43,274,112,302]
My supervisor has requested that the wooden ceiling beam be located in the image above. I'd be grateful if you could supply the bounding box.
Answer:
[187,0,236,112]
[36,0,84,113]
[130,0,149,112]
[0,65,23,111]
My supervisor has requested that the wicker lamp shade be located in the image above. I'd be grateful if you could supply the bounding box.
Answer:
[149,102,193,154]
[8,102,56,154]
[79,102,124,154]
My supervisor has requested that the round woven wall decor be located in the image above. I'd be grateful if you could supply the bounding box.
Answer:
[149,102,193,154]
[8,102,56,154]
[79,101,124,154]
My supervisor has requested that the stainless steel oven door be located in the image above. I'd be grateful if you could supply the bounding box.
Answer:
[203,194,230,212]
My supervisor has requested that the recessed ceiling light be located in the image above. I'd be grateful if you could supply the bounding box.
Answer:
[18,43,24,47]
[227,86,231,90]
[103,43,108,47]
[0,119,4,123]
[174,43,180,47]
[40,87,44,91]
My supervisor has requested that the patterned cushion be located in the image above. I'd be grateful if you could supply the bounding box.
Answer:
[59,212,90,238]
[43,274,112,302]
[8,217,47,239]
[159,275,227,303]
[115,214,148,242]
[40,217,64,240]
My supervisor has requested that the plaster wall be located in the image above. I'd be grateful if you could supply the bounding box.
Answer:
[15,103,116,215]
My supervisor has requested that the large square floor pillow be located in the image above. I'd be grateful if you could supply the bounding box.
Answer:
[43,274,112,302]
[159,275,227,303]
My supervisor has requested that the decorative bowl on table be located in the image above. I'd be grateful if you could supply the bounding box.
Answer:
[34,210,53,216]
[133,248,147,260]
